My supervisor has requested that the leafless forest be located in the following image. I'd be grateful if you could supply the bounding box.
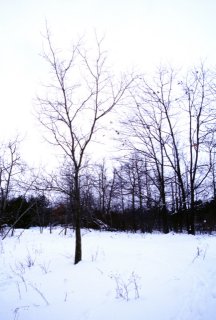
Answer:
[1,35,216,263]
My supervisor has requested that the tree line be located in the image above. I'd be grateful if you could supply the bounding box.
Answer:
[0,135,215,236]
[1,30,216,264]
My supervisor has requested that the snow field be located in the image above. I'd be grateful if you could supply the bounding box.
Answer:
[0,228,216,320]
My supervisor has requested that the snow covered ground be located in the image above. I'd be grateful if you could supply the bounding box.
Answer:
[0,228,216,320]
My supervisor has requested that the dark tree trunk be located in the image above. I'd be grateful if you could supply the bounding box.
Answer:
[188,211,195,235]
[158,173,169,234]
[74,173,82,264]
[161,207,169,234]
[188,193,195,235]
[74,213,82,264]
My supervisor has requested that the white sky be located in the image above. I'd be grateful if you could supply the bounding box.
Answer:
[0,0,216,168]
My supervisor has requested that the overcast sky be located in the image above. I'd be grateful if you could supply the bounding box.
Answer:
[0,0,216,167]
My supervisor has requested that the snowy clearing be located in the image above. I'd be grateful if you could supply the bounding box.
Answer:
[0,228,216,320]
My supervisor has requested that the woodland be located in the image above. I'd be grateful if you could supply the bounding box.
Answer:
[1,32,216,263]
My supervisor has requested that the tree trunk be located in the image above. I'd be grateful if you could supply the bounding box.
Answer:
[74,172,82,264]
[161,190,169,234]
[74,212,82,264]
[188,192,195,235]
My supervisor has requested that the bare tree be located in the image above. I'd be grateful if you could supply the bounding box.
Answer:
[207,134,216,199]
[94,160,117,221]
[122,65,215,234]
[122,78,170,233]
[37,28,134,264]
[180,65,214,234]
[0,137,25,227]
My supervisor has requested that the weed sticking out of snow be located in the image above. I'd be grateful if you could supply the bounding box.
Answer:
[39,261,51,274]
[192,243,209,263]
[25,252,36,268]
[110,271,141,301]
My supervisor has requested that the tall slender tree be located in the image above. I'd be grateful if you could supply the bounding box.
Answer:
[37,28,134,264]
